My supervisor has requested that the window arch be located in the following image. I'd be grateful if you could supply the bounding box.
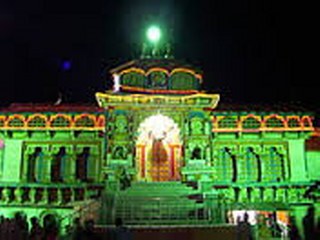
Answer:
[27,115,47,128]
[7,115,25,127]
[74,115,95,127]
[287,117,300,128]
[242,116,261,129]
[214,147,236,182]
[170,72,197,90]
[263,147,285,182]
[265,116,285,128]
[302,116,312,128]
[239,147,261,182]
[50,115,72,128]
[217,116,237,129]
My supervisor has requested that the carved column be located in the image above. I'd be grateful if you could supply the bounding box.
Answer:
[64,146,76,183]
[41,147,52,183]
[21,145,34,182]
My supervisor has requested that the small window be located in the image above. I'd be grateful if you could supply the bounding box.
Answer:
[170,72,196,90]
[302,117,312,127]
[50,116,71,127]
[287,118,300,128]
[75,116,95,127]
[28,116,46,128]
[242,117,261,129]
[265,117,284,128]
[8,117,24,127]
[218,116,237,128]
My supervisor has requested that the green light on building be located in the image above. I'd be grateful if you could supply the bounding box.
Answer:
[147,26,161,44]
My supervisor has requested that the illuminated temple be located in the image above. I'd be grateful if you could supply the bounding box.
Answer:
[0,27,319,237]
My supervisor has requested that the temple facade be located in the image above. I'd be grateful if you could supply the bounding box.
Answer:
[1,47,319,238]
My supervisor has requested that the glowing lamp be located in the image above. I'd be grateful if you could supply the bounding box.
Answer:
[147,26,161,43]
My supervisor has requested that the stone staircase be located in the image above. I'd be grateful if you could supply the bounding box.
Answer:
[114,181,208,225]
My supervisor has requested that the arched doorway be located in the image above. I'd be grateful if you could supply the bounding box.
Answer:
[136,114,182,182]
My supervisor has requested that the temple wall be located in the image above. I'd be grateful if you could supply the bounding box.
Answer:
[0,130,104,184]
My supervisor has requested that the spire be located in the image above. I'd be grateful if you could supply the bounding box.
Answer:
[140,25,173,59]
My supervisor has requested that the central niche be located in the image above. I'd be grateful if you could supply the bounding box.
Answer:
[136,114,182,182]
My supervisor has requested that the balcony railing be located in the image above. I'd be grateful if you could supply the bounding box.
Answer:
[0,182,104,207]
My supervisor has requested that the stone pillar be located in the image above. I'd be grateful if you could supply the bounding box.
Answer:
[291,205,310,239]
[42,148,52,183]
[21,146,33,182]
[64,147,76,183]
[288,139,308,181]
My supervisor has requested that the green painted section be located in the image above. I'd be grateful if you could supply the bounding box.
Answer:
[1,139,23,182]
[288,139,307,181]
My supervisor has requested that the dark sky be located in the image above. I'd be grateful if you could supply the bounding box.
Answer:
[0,1,318,114]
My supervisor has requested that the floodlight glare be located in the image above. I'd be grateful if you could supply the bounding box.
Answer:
[147,26,161,43]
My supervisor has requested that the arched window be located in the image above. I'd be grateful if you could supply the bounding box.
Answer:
[51,147,66,182]
[242,117,261,129]
[28,147,46,183]
[50,115,71,128]
[264,147,285,182]
[265,116,285,128]
[214,147,236,182]
[287,118,300,128]
[302,117,312,128]
[76,147,90,182]
[191,146,202,160]
[170,72,196,90]
[121,71,145,87]
[217,116,237,129]
[8,116,25,127]
[28,115,47,128]
[239,147,260,182]
[75,115,95,127]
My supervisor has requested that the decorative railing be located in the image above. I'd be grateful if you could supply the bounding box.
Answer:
[212,183,313,205]
[212,114,314,133]
[114,196,210,225]
[0,183,104,206]
[95,92,220,109]
[0,113,105,131]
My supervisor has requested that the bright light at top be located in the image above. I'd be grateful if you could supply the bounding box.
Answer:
[147,26,161,43]
[137,114,180,144]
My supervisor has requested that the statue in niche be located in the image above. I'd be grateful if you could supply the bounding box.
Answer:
[190,117,204,135]
[113,146,127,159]
[115,115,128,133]
[191,146,202,160]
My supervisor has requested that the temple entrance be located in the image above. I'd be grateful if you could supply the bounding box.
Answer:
[136,114,182,182]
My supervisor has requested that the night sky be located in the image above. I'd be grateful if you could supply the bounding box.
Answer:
[0,1,318,115]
